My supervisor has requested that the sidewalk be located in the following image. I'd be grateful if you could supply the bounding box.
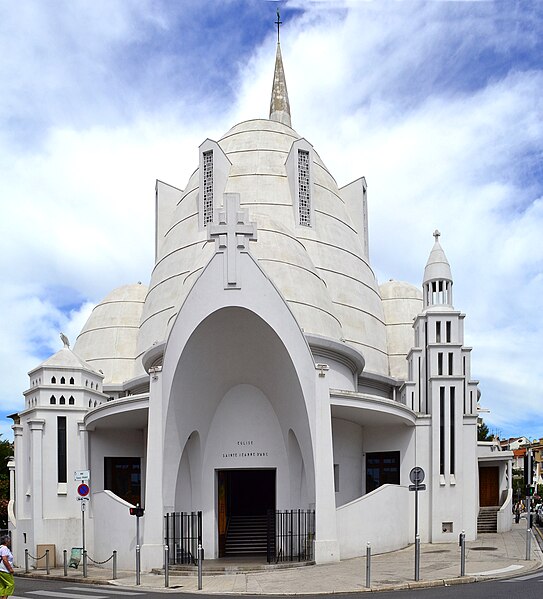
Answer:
[17,521,543,594]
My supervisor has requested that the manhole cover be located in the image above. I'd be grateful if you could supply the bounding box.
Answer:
[470,546,498,551]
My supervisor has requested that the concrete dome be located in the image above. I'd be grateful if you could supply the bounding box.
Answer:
[137,119,388,375]
[380,280,422,380]
[74,283,148,385]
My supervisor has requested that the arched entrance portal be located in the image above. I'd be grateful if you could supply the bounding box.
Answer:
[218,469,276,557]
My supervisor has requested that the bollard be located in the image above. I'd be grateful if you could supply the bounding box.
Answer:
[459,530,466,576]
[164,545,169,588]
[113,550,117,580]
[197,543,203,590]
[414,535,421,581]
[25,549,29,574]
[365,542,371,588]
[136,543,141,586]
[83,550,88,578]
[45,550,50,575]
[63,550,67,576]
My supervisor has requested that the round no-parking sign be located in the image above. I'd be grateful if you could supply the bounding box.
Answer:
[77,483,90,497]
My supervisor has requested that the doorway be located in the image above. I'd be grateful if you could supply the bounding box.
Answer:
[479,466,500,506]
[218,469,275,557]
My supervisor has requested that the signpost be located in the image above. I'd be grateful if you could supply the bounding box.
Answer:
[130,505,144,585]
[409,467,426,581]
[75,471,90,552]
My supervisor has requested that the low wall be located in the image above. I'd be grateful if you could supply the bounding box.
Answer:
[337,484,411,558]
[497,487,513,533]
[92,491,138,570]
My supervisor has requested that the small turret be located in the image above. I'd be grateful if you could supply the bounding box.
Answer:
[423,230,453,310]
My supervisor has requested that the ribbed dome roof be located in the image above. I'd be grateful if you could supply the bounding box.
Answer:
[380,280,422,380]
[74,283,148,385]
[137,118,389,375]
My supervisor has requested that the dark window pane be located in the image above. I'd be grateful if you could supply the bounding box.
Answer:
[366,451,400,493]
[104,457,141,505]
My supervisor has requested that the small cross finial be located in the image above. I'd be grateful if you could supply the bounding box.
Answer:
[275,7,282,43]
[433,229,441,242]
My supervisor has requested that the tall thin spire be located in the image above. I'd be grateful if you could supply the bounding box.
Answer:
[269,8,292,128]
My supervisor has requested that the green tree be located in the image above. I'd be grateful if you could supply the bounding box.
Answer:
[0,436,13,528]
[478,419,493,441]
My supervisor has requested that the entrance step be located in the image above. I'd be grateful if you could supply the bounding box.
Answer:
[477,506,499,533]
[157,557,315,576]
[225,515,268,556]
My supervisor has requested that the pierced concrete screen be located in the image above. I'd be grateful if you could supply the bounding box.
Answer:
[203,150,214,225]
[298,149,311,226]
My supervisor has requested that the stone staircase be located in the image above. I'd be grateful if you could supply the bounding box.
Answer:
[477,506,499,533]
[225,515,268,556]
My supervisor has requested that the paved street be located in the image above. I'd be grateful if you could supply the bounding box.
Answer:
[16,520,543,595]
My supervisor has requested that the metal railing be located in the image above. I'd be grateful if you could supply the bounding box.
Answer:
[164,511,202,565]
[267,509,315,563]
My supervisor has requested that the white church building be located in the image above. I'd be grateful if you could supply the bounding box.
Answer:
[9,35,513,571]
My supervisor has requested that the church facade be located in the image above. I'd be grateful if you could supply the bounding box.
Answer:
[9,39,513,570]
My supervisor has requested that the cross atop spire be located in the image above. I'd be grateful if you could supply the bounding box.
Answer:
[275,8,282,43]
[433,229,441,242]
[269,8,291,128]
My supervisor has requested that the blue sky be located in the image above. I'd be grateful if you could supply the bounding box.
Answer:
[0,0,542,442]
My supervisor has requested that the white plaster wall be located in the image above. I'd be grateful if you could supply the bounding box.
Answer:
[313,355,356,392]
[331,418,363,506]
[362,424,414,490]
[93,490,138,570]
[89,428,145,495]
[201,384,290,554]
[337,484,411,557]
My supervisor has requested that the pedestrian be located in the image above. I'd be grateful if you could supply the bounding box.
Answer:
[0,535,14,598]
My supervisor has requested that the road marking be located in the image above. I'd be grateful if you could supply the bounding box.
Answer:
[63,589,143,596]
[502,570,543,582]
[27,591,109,599]
[471,564,523,576]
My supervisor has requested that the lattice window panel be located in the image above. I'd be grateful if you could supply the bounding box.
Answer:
[298,150,311,226]
[203,150,214,225]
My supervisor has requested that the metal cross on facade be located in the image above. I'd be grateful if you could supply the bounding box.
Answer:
[208,193,257,289]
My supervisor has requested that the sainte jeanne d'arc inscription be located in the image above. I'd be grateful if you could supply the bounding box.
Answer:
[222,440,269,459]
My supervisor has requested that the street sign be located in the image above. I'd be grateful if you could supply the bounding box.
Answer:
[74,470,90,481]
[409,484,426,491]
[77,483,90,497]
[409,467,425,485]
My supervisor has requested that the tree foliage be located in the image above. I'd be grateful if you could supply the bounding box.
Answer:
[478,420,493,441]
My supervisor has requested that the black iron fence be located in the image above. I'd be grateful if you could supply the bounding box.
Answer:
[267,509,315,563]
[164,511,202,565]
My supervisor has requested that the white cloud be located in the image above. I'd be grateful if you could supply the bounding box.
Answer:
[1,1,542,441]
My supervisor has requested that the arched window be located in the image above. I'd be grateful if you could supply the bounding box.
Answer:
[59,396,65,405]
[85,380,88,387]
[69,396,75,405]
[50,395,56,405]
[69,377,75,385]
[60,376,66,384]
[94,401,97,407]
[88,400,92,407]
[90,382,94,389]
[51,377,56,384]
